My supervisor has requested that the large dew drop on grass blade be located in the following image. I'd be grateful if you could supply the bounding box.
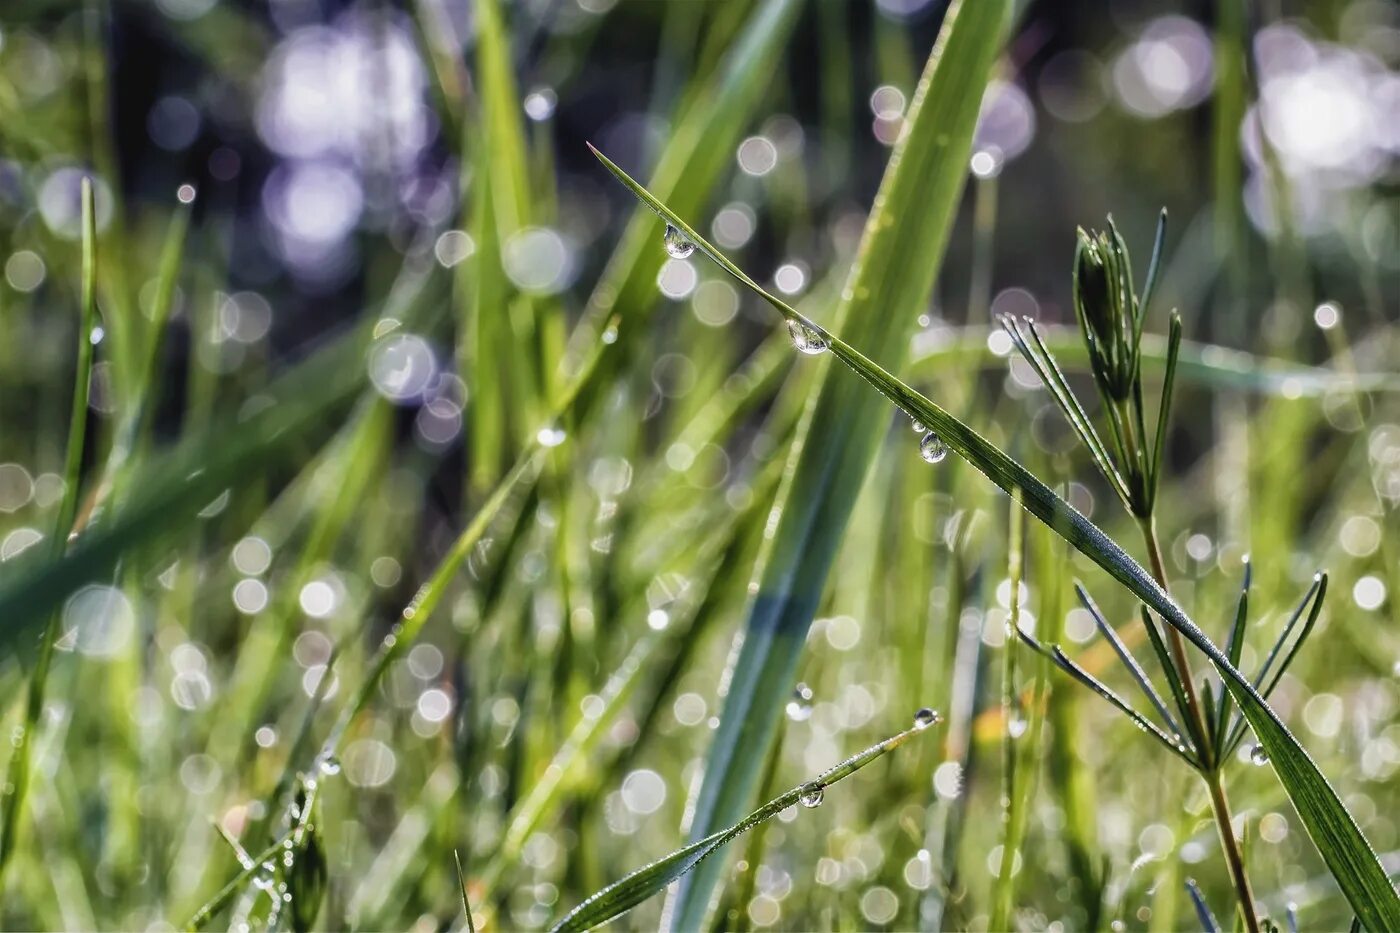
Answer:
[1250,745,1269,766]
[918,432,948,464]
[786,320,828,355]
[913,707,941,729]
[797,783,824,809]
[663,224,695,259]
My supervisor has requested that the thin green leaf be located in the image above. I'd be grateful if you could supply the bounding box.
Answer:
[1224,573,1327,756]
[1149,310,1183,504]
[999,313,1131,505]
[550,720,937,933]
[1014,626,1198,768]
[1215,557,1252,761]
[1140,605,1203,750]
[0,178,99,886]
[455,851,476,933]
[592,134,1400,933]
[1076,583,1183,740]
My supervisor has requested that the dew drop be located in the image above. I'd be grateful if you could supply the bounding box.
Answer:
[918,432,948,464]
[786,682,814,722]
[787,320,828,355]
[1249,745,1269,766]
[317,754,342,777]
[912,707,941,730]
[798,782,824,809]
[911,421,926,433]
[663,224,695,260]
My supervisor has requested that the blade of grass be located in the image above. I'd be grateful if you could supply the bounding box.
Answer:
[641,2,1012,925]
[990,497,1025,930]
[592,129,1400,933]
[1077,583,1183,740]
[1214,558,1252,760]
[550,719,939,933]
[0,178,99,887]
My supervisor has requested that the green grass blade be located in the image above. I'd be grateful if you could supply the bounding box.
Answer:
[592,121,1400,933]
[1148,310,1183,504]
[549,720,938,933]
[608,2,1012,924]
[1214,557,1252,761]
[0,178,100,887]
[990,498,1025,930]
[1077,583,1183,739]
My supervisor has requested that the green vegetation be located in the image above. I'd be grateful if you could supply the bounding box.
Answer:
[0,0,1396,930]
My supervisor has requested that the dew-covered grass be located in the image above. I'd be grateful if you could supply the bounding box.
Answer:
[0,0,1398,931]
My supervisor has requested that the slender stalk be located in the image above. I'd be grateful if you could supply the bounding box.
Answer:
[1140,518,1258,933]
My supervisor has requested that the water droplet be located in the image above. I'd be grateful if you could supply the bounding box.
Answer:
[1007,714,1028,738]
[317,755,342,776]
[912,708,941,730]
[663,224,695,259]
[1250,745,1269,766]
[798,782,824,808]
[787,320,828,355]
[786,682,814,722]
[911,421,926,433]
[918,432,948,464]
[537,425,567,448]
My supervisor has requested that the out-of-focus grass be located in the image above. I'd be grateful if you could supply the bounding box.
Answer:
[0,0,1396,930]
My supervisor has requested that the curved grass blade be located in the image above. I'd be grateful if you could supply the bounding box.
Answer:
[549,720,938,933]
[591,130,1400,933]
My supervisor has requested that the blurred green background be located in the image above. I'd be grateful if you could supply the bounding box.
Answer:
[0,0,1396,929]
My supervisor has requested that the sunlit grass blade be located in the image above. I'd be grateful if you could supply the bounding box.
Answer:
[591,117,1400,932]
[0,178,100,887]
[186,831,296,930]
[1076,583,1183,739]
[549,720,938,933]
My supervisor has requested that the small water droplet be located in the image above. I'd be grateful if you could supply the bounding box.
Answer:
[1250,745,1269,766]
[537,425,567,448]
[798,782,824,808]
[918,432,947,464]
[787,320,828,355]
[1007,714,1028,738]
[663,224,695,259]
[912,707,941,730]
[911,421,926,433]
[317,755,342,776]
[786,682,814,722]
